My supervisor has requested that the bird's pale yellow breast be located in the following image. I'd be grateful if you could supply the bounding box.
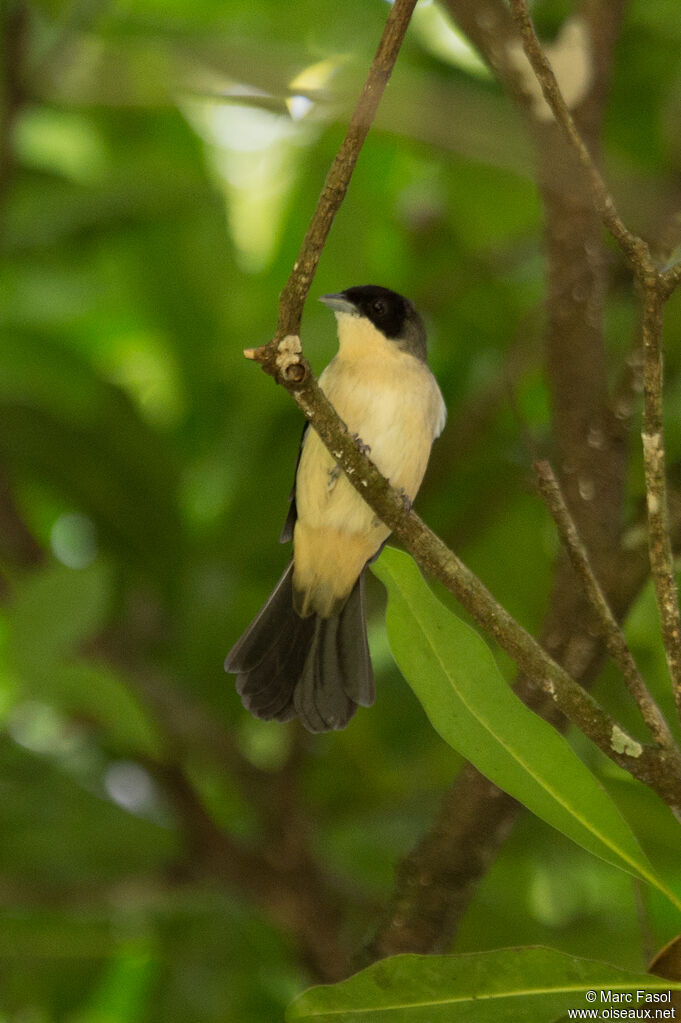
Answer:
[292,316,445,615]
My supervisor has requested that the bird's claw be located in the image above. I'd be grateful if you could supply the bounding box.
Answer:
[352,433,372,457]
[398,489,412,514]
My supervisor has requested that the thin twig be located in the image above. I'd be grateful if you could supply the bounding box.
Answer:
[507,0,681,728]
[641,285,681,720]
[242,2,681,808]
[363,479,681,965]
[361,0,673,967]
[252,333,681,806]
[534,460,676,750]
[507,0,650,275]
[275,0,419,340]
[661,260,681,298]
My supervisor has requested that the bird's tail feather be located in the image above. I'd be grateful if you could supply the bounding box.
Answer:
[225,564,374,731]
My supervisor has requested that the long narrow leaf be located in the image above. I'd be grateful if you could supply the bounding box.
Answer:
[287,946,681,1021]
[372,547,679,904]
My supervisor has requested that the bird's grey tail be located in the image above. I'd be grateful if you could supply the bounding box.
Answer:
[225,564,374,732]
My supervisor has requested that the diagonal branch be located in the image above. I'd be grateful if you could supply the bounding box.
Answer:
[362,488,681,964]
[534,459,675,750]
[507,0,650,275]
[275,0,418,340]
[508,0,681,728]
[239,0,681,969]
[243,0,681,812]
[361,0,678,965]
[246,334,681,808]
[640,285,681,721]
[661,260,681,298]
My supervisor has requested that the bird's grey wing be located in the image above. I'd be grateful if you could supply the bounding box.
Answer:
[279,423,308,543]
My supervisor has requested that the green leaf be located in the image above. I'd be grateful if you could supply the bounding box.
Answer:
[286,947,681,1021]
[372,548,678,903]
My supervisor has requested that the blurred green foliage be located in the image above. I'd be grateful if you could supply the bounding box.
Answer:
[2,0,681,1019]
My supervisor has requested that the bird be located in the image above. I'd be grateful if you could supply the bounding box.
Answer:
[225,285,446,732]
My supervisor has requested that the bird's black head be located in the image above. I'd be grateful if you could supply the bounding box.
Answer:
[319,285,428,361]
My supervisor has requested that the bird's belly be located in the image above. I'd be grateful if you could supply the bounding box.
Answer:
[296,372,435,535]
[292,351,443,616]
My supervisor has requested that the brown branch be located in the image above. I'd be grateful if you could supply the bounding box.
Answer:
[248,335,681,810]
[362,0,680,966]
[507,0,650,275]
[661,259,681,298]
[641,284,681,721]
[533,6,626,572]
[362,487,681,964]
[240,0,681,968]
[534,459,675,750]
[242,0,681,817]
[508,0,681,729]
[274,0,418,340]
[360,766,519,963]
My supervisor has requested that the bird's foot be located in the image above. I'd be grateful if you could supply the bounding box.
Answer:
[397,489,413,514]
[352,433,372,457]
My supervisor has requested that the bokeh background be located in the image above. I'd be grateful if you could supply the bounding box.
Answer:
[2,0,681,1019]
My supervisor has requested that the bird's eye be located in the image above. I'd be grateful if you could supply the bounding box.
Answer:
[372,298,387,317]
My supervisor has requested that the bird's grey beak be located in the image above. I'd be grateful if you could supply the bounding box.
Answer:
[319,293,357,315]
